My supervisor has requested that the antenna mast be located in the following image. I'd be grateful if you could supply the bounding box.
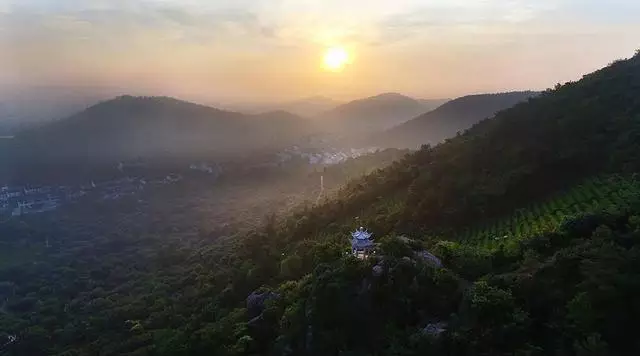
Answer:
[315,175,325,205]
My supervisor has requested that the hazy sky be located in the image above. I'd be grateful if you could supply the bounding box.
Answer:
[1,0,639,103]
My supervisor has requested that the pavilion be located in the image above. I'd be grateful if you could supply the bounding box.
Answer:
[350,227,374,259]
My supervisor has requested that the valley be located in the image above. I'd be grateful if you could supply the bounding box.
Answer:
[0,143,387,219]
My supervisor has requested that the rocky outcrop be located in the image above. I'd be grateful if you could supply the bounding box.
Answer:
[422,322,447,337]
[415,250,442,268]
[372,264,384,277]
[246,290,280,318]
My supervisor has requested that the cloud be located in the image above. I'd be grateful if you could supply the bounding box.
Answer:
[373,0,562,45]
[0,0,276,47]
[0,0,567,51]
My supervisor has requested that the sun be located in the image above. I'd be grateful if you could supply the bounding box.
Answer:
[323,47,350,71]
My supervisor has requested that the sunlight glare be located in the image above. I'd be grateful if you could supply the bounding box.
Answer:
[323,47,350,71]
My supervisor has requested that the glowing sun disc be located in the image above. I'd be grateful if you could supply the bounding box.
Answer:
[323,47,350,71]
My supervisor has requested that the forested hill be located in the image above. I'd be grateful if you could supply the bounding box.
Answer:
[3,52,640,356]
[376,91,539,148]
[231,51,640,353]
[9,95,313,162]
[292,55,640,236]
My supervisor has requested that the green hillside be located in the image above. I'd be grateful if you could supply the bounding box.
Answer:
[231,50,640,355]
[2,51,640,355]
[458,174,640,251]
[280,52,640,241]
[377,91,539,148]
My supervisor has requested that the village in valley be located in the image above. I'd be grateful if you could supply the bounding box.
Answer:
[277,146,379,165]
[0,174,185,218]
[0,144,380,219]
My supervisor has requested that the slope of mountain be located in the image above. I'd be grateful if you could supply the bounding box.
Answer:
[292,56,640,236]
[224,96,342,117]
[10,95,313,162]
[3,52,640,356]
[252,109,304,122]
[0,86,115,130]
[279,96,342,117]
[316,92,427,134]
[418,98,451,112]
[378,91,539,148]
[221,51,640,354]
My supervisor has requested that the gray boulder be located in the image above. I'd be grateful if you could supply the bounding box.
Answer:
[415,250,443,268]
[246,290,279,318]
[422,322,447,336]
[372,264,384,277]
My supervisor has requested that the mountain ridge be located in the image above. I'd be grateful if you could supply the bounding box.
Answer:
[377,91,540,148]
[315,92,428,134]
[223,51,640,355]
[11,95,312,162]
[223,96,342,117]
[297,54,640,236]
[3,52,640,356]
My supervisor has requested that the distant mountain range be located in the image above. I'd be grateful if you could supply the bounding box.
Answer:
[314,93,431,134]
[224,96,343,117]
[226,95,449,121]
[4,91,539,168]
[278,96,343,117]
[417,98,451,112]
[0,86,118,128]
[9,95,315,162]
[376,91,540,148]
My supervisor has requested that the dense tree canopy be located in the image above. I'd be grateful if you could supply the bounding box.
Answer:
[2,51,640,355]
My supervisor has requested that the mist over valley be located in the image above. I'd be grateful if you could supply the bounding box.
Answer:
[1,1,640,354]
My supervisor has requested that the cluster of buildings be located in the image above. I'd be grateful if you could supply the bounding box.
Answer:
[0,173,184,218]
[85,177,146,201]
[278,146,380,166]
[189,162,221,175]
[1,185,61,217]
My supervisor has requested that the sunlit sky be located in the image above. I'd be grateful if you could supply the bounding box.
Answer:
[1,0,639,103]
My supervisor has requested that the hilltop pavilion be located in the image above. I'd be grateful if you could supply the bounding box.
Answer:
[351,227,374,259]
